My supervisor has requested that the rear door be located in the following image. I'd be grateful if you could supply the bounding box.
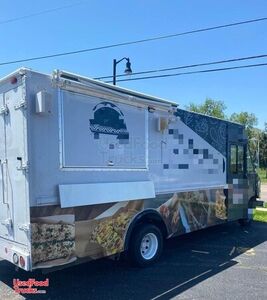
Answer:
[5,87,29,245]
[0,85,29,246]
[0,93,13,239]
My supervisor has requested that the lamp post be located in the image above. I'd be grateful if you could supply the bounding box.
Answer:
[113,57,132,85]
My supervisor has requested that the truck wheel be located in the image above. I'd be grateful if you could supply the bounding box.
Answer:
[129,224,163,267]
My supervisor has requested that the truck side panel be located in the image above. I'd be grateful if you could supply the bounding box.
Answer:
[24,71,249,270]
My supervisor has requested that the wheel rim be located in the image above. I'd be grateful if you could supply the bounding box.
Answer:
[140,233,158,260]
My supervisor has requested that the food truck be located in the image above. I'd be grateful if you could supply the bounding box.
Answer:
[0,68,259,271]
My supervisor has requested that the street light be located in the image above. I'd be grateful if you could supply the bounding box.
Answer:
[113,57,132,85]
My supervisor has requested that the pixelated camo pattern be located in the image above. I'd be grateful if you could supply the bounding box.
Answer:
[164,126,224,174]
[232,178,245,204]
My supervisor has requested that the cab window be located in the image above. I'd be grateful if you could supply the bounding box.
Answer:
[230,144,244,174]
[230,145,237,173]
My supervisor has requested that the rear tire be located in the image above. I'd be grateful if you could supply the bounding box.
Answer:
[129,224,163,267]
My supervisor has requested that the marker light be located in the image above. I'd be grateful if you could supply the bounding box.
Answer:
[19,256,25,268]
[10,76,17,84]
[13,253,19,264]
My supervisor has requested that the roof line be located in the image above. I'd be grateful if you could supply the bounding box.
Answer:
[55,69,178,107]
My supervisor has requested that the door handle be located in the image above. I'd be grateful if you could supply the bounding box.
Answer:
[1,218,12,227]
[0,105,9,116]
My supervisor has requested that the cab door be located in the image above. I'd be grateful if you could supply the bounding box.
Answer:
[227,142,248,220]
[247,151,259,201]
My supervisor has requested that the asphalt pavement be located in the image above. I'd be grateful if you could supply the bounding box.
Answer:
[0,220,267,300]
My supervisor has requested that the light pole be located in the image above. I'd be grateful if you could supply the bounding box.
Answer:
[113,57,132,85]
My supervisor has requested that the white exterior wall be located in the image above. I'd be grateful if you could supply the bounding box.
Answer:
[26,72,150,207]
[25,71,226,208]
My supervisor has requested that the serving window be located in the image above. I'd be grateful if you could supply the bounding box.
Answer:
[60,91,148,169]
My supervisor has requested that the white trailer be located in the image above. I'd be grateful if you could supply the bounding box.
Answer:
[0,69,258,271]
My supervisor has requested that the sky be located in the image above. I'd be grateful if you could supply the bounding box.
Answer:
[0,0,267,129]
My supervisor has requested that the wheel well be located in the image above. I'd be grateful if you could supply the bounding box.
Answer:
[124,210,168,251]
[248,196,257,208]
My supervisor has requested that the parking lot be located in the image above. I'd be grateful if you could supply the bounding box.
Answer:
[1,220,266,300]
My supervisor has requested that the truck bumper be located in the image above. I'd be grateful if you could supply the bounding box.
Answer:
[0,237,31,271]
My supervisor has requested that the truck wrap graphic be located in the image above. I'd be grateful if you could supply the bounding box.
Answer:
[30,188,227,268]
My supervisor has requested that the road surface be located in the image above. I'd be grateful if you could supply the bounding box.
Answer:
[0,221,266,300]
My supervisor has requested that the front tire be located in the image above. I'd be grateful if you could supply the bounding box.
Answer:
[129,224,163,267]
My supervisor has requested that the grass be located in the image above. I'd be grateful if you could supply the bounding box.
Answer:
[253,208,267,222]
[258,168,267,184]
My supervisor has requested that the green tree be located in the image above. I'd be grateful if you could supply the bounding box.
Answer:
[186,98,227,119]
[229,112,258,139]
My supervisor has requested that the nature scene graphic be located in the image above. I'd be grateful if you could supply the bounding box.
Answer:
[89,101,129,141]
